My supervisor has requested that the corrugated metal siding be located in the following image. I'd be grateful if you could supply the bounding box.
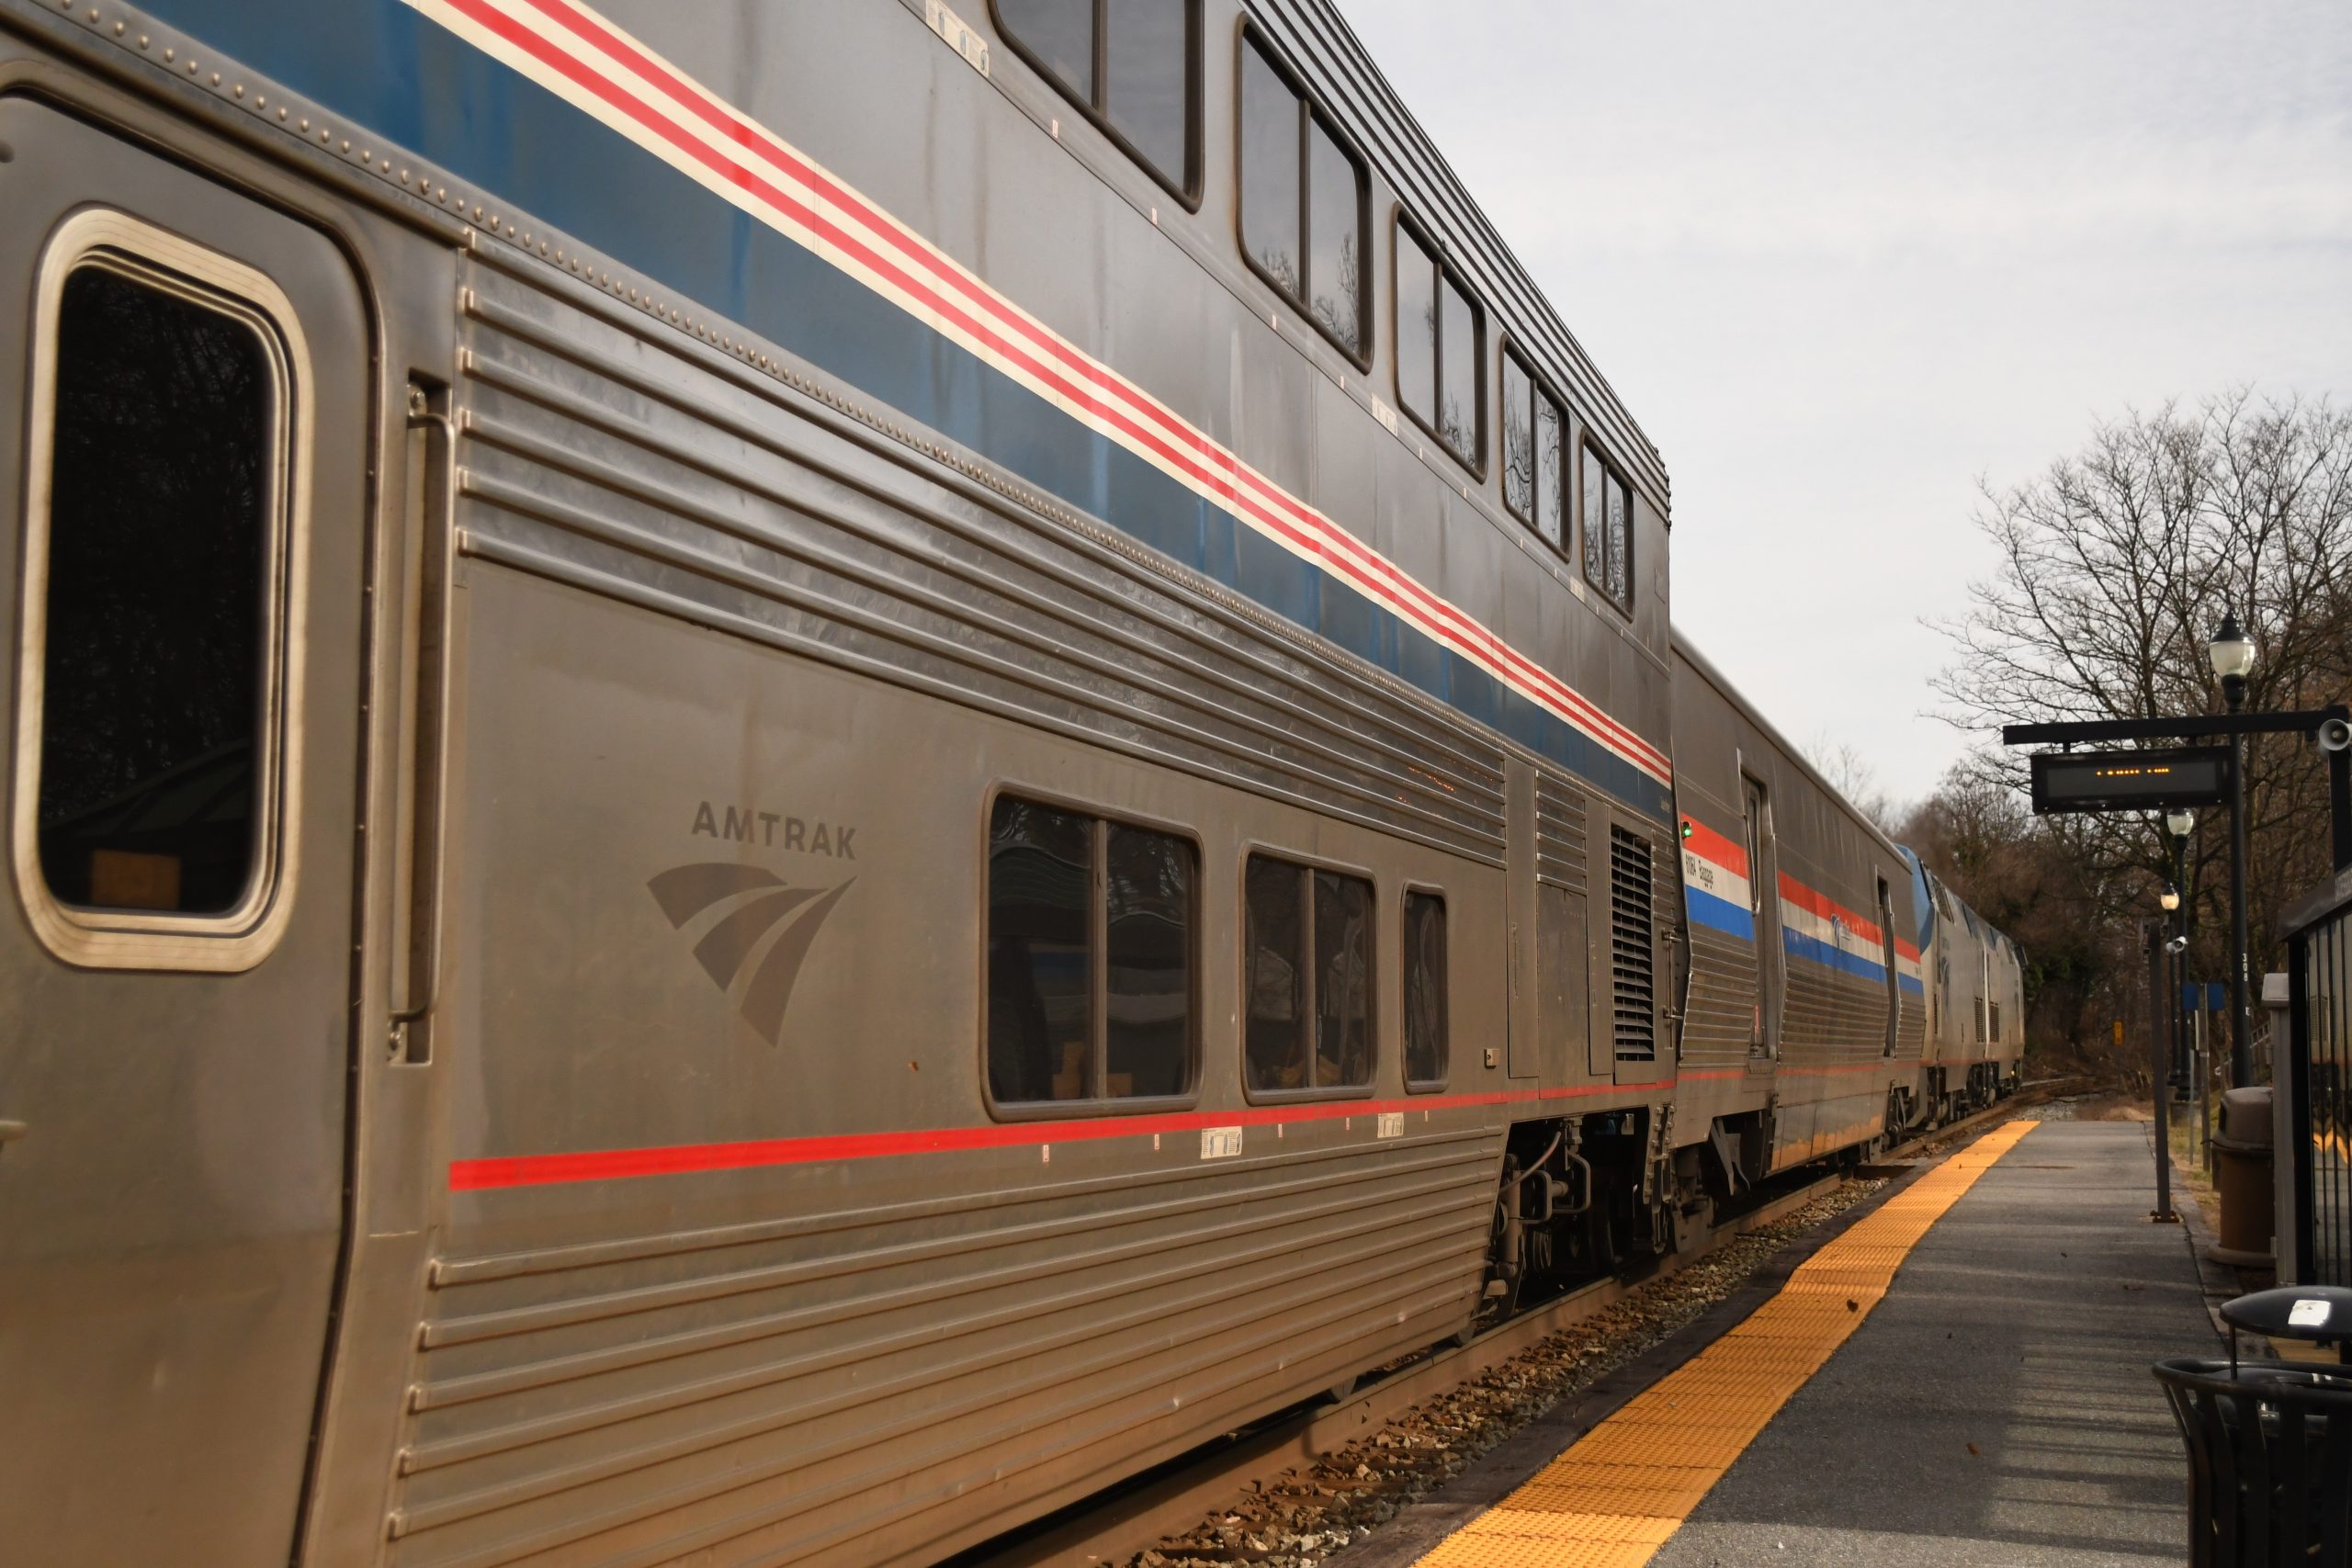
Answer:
[447,256,1509,865]
[391,1130,1494,1566]
[1533,773,1587,892]
[1681,927,1758,1067]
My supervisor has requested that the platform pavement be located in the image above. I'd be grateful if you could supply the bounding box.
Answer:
[1646,1118,2211,1568]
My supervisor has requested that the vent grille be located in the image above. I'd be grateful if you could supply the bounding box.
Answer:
[1611,826,1657,1060]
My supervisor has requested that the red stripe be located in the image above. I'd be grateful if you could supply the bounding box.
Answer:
[1895,937,1921,962]
[465,0,1673,782]
[1777,873,1882,944]
[1679,817,1749,878]
[447,1077,1681,1190]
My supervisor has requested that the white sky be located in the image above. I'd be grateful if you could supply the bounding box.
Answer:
[1338,0,2352,805]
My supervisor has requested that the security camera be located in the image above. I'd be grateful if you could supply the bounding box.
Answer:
[2320,716,2352,754]
[2166,934,2189,954]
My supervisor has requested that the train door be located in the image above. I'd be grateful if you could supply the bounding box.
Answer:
[1876,875,1899,1055]
[1742,775,1782,1058]
[0,100,368,1565]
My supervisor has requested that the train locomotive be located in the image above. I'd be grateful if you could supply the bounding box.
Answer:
[0,1,2024,1563]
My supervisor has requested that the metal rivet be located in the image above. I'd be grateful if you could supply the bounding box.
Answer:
[210,72,220,85]
[318,129,330,142]
[137,33,146,46]
[232,84,243,98]
[186,60,198,73]
[298,117,309,130]
[162,46,173,60]
[277,107,288,120]
[85,6,96,19]
[340,139,350,152]
[398,168,409,183]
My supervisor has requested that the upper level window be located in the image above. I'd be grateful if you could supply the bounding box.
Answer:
[1244,853,1374,1095]
[995,0,1199,200]
[987,794,1196,1106]
[1403,890,1448,1087]
[1239,33,1368,359]
[1580,440,1634,613]
[1500,347,1566,550]
[1396,222,1481,468]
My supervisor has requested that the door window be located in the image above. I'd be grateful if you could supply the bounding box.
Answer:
[15,216,307,968]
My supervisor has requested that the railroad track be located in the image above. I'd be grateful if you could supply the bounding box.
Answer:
[959,1080,2088,1568]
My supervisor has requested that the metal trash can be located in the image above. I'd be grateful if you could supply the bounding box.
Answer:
[2154,1287,2352,1565]
[2212,1086,2277,1268]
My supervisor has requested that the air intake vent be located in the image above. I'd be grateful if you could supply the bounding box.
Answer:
[1610,826,1657,1061]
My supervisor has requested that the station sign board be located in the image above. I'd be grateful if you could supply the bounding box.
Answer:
[2030,747,2232,814]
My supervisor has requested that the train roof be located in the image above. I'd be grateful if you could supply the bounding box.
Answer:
[1669,630,1905,860]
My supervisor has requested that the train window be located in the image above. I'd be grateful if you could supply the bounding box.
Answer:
[1395,220,1482,469]
[18,235,301,965]
[987,795,1197,1107]
[995,0,1199,202]
[1580,440,1634,614]
[1245,853,1374,1095]
[1239,32,1368,360]
[1499,347,1566,549]
[1403,890,1448,1086]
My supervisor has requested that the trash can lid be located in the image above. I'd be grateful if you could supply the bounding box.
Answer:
[2222,1285,2352,1343]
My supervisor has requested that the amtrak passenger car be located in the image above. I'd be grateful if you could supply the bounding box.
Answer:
[0,2,2019,1563]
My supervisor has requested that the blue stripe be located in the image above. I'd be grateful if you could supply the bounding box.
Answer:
[1685,884,1754,941]
[130,0,1673,823]
[1898,974,1925,997]
[1782,929,1889,985]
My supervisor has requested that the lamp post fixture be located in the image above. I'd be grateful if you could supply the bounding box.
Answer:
[2165,807,2194,1100]
[2208,612,2256,1088]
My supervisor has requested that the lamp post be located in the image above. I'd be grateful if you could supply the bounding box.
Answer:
[2165,807,2193,1103]
[2209,612,2256,1088]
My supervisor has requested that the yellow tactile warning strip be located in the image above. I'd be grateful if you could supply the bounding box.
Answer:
[1414,1119,2039,1568]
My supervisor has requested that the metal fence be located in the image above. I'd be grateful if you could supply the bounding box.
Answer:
[2287,869,2352,1286]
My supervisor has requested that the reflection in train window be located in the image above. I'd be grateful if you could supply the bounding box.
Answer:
[994,0,1199,200]
[33,264,277,916]
[1239,31,1367,359]
[1404,890,1447,1086]
[1500,346,1566,550]
[1245,853,1374,1094]
[1396,220,1482,468]
[987,795,1195,1106]
[1581,439,1634,613]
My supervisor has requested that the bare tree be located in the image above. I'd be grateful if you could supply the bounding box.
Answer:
[1804,731,1904,838]
[1928,389,2352,1032]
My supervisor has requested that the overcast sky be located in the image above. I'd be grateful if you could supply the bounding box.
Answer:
[1339,0,2352,806]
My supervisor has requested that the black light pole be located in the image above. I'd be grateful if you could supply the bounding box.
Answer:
[2164,807,2193,1102]
[2209,612,2256,1088]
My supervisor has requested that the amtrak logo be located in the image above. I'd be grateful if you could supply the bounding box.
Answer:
[648,862,854,1044]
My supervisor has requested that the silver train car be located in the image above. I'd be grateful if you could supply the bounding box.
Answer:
[0,1,2021,1563]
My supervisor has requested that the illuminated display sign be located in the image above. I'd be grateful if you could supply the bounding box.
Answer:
[2030,747,2233,813]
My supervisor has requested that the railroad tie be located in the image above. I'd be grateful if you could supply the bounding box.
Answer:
[1414,1119,2040,1568]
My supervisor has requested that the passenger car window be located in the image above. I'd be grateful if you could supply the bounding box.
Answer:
[29,260,280,919]
[1239,32,1368,358]
[996,0,1199,199]
[1501,348,1566,549]
[988,795,1196,1106]
[1245,853,1374,1094]
[1395,220,1482,468]
[1403,890,1448,1086]
[1581,440,1634,613]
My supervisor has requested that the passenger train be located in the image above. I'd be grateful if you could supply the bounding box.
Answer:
[0,1,2024,1562]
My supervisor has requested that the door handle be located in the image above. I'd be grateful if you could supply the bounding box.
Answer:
[0,1119,27,1147]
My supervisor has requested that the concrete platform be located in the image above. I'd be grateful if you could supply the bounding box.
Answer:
[1356,1120,2219,1568]
[1648,1121,2212,1567]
